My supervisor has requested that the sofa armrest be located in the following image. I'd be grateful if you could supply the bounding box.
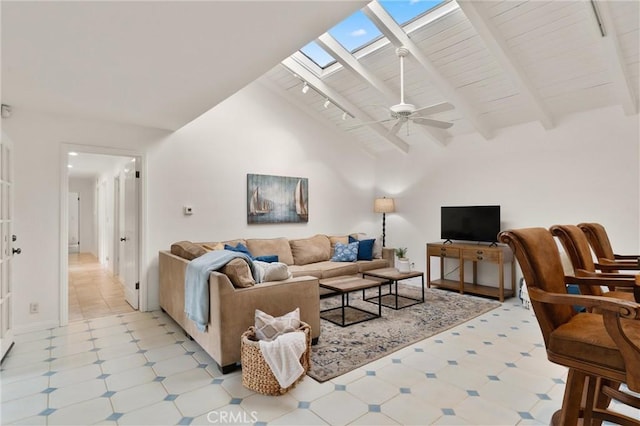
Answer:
[210,273,320,367]
[160,249,321,369]
[382,247,395,266]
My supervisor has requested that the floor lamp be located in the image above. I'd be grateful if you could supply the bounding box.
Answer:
[374,197,395,247]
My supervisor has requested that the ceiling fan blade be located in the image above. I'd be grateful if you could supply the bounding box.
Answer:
[412,117,454,129]
[388,119,405,135]
[412,102,455,116]
[345,117,395,130]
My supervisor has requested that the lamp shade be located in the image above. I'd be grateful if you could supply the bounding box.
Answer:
[374,197,395,213]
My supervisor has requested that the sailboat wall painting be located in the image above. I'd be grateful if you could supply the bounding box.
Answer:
[247,174,309,224]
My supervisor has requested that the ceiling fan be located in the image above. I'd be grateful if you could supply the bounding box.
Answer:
[351,46,454,135]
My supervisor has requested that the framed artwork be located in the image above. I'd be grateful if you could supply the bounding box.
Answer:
[247,174,308,224]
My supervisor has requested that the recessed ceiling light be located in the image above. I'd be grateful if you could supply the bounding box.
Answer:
[67,164,73,168]
[68,152,78,156]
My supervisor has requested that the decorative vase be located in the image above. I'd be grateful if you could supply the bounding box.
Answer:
[397,258,411,273]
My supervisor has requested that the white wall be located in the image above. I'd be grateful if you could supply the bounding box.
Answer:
[375,105,640,284]
[68,177,97,256]
[3,81,377,332]
[145,82,378,309]
[4,110,169,332]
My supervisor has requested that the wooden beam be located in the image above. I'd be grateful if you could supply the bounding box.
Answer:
[458,0,555,130]
[364,1,493,140]
[592,0,638,115]
[316,33,448,146]
[281,57,410,154]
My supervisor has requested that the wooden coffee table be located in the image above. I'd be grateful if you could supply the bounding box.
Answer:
[362,268,425,310]
[319,276,383,327]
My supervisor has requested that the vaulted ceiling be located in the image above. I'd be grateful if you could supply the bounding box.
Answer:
[1,1,367,130]
[261,0,639,154]
[2,1,638,158]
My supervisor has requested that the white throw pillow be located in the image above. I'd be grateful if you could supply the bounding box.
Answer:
[253,261,292,283]
[254,308,300,341]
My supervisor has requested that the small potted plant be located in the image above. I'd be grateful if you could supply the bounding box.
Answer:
[395,247,411,273]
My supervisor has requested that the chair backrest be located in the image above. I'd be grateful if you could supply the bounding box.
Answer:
[578,222,615,261]
[498,228,576,346]
[549,224,603,296]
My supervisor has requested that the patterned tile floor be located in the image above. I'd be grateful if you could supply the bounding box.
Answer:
[2,293,638,425]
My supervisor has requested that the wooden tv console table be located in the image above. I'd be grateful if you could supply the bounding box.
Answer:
[426,242,515,302]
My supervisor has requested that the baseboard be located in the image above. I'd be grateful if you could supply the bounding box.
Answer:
[13,320,60,335]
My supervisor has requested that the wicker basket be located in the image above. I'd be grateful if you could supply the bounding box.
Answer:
[241,322,311,395]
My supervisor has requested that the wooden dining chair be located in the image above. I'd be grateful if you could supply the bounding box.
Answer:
[549,224,637,302]
[578,222,640,273]
[499,227,640,426]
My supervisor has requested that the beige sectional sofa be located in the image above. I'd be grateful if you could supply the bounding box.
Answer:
[159,234,393,373]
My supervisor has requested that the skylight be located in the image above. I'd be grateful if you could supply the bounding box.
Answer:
[298,0,447,69]
[379,0,446,26]
[300,41,336,68]
[327,10,381,53]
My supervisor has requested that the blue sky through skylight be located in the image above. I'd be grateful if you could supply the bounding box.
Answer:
[380,0,446,26]
[299,0,446,68]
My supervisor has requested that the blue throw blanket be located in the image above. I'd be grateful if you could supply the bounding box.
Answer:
[184,250,255,332]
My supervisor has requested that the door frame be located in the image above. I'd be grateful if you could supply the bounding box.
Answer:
[59,143,147,326]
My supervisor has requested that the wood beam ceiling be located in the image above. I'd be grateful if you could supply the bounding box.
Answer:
[457,0,555,130]
[281,57,410,154]
[364,1,493,140]
[591,0,638,115]
[316,33,449,146]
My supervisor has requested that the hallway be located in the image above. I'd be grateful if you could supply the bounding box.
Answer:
[68,253,135,321]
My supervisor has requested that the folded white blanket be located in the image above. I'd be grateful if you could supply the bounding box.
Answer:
[258,331,306,388]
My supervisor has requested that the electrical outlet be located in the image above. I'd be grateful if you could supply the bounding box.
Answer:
[29,302,39,314]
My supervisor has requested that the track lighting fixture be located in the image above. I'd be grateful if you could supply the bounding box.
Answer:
[301,83,309,94]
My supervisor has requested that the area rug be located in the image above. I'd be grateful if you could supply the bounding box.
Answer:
[308,284,501,382]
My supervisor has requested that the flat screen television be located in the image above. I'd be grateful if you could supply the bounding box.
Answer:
[441,205,501,243]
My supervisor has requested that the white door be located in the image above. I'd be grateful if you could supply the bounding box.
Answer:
[121,159,139,309]
[1,134,18,362]
[113,176,120,277]
[68,192,79,253]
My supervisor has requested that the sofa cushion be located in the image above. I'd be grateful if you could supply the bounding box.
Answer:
[288,261,359,279]
[329,235,349,256]
[246,238,294,266]
[224,243,254,259]
[356,258,390,273]
[349,236,375,261]
[331,242,358,262]
[221,258,255,288]
[351,233,383,259]
[202,242,224,251]
[289,235,331,265]
[171,241,207,260]
[254,308,301,341]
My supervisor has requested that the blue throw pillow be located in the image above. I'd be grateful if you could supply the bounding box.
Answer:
[255,255,279,263]
[224,243,254,259]
[349,236,375,261]
[331,242,358,262]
